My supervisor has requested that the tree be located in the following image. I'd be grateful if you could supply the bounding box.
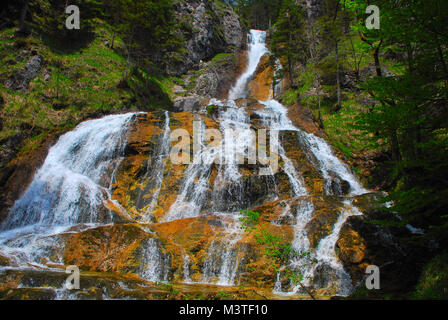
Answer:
[343,0,448,245]
[271,0,306,88]
[103,0,183,78]
[235,0,284,29]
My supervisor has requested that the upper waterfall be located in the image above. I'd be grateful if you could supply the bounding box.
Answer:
[228,30,269,100]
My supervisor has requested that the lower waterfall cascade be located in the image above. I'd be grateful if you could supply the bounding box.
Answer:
[0,30,374,298]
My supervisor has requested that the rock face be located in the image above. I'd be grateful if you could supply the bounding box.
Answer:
[173,95,208,112]
[247,54,274,101]
[336,192,415,293]
[193,53,243,98]
[167,0,246,76]
[0,133,59,224]
[5,55,42,92]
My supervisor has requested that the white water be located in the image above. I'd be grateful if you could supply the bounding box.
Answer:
[168,29,370,290]
[202,214,244,286]
[137,111,171,222]
[139,238,170,282]
[228,30,268,100]
[0,113,135,268]
[0,29,371,296]
[226,30,369,294]
[2,113,135,230]
[297,131,368,196]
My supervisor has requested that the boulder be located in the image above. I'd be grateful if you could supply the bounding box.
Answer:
[5,55,42,92]
[173,95,207,112]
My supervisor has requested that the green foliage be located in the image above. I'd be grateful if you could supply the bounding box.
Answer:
[103,0,184,74]
[271,0,306,87]
[411,253,448,299]
[155,281,179,295]
[205,105,218,117]
[238,209,260,231]
[239,209,313,295]
[235,0,284,29]
[340,0,448,246]
[211,53,234,64]
[30,0,98,49]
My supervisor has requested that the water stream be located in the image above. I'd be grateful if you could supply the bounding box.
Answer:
[0,29,370,297]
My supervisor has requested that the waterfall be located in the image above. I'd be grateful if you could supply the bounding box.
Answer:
[2,113,135,230]
[136,111,171,222]
[139,238,170,282]
[0,28,371,298]
[0,113,135,267]
[209,29,368,294]
[202,214,244,285]
[228,30,268,100]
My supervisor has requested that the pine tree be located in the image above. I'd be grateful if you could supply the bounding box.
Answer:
[271,0,305,88]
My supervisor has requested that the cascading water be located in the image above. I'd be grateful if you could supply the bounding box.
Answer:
[0,113,135,268]
[136,111,171,222]
[0,28,371,298]
[2,113,135,230]
[228,30,269,100]
[197,29,369,294]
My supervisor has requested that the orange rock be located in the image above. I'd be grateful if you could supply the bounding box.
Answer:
[247,54,274,101]
[62,224,152,274]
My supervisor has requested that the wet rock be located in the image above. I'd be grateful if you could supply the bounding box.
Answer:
[336,199,413,291]
[327,177,351,196]
[0,133,59,225]
[0,254,10,266]
[0,288,57,300]
[247,54,274,101]
[208,217,223,228]
[305,204,341,248]
[63,224,152,274]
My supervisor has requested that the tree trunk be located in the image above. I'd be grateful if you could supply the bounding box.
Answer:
[335,40,341,112]
[318,92,324,129]
[436,41,448,79]
[373,40,383,77]
[56,71,59,100]
[19,0,30,32]
[288,56,294,88]
[111,32,115,49]
[390,130,401,164]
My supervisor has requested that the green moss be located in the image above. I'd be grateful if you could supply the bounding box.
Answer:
[211,53,233,64]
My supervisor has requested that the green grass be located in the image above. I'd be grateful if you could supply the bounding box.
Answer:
[411,253,448,299]
[277,31,403,161]
[0,20,177,155]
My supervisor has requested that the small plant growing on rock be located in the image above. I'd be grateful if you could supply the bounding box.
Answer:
[239,209,315,299]
[206,104,219,117]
